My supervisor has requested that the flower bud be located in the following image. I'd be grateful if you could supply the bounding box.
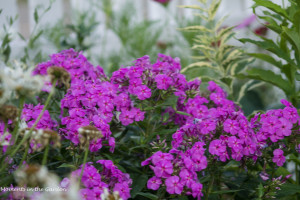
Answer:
[78,125,103,149]
[47,66,71,89]
[0,104,18,123]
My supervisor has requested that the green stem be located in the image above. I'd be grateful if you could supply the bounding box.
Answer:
[0,80,56,172]
[19,144,29,167]
[205,172,215,200]
[79,144,89,183]
[12,96,25,138]
[42,144,50,166]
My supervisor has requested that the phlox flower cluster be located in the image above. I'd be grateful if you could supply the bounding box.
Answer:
[34,50,187,152]
[70,160,132,200]
[21,104,58,152]
[21,104,57,130]
[34,49,114,152]
[144,78,300,198]
[142,143,205,199]
[171,81,258,163]
[110,54,186,126]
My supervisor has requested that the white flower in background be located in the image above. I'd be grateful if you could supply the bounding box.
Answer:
[0,61,45,101]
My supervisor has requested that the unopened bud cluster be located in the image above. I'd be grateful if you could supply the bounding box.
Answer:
[78,125,103,149]
[20,128,61,152]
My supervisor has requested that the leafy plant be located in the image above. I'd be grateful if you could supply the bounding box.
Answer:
[0,10,18,63]
[179,0,254,100]
[239,0,300,106]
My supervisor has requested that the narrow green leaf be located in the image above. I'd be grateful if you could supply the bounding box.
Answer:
[179,25,211,32]
[178,5,205,11]
[34,8,39,23]
[208,0,221,20]
[57,163,77,169]
[175,111,191,116]
[29,30,43,47]
[181,62,214,73]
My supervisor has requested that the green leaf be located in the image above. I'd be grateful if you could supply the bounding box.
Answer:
[282,27,300,63]
[212,189,241,194]
[136,192,158,200]
[181,62,214,73]
[253,0,290,20]
[175,111,191,116]
[257,183,264,198]
[131,174,149,198]
[57,163,77,169]
[276,183,300,198]
[29,30,43,47]
[17,33,26,41]
[237,68,293,96]
[236,80,264,102]
[208,0,221,20]
[240,38,294,64]
[178,5,205,11]
[192,44,215,51]
[247,53,282,69]
[179,25,211,32]
[34,8,39,23]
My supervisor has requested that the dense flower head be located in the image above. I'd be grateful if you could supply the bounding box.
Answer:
[21,104,57,130]
[143,142,205,198]
[71,160,132,200]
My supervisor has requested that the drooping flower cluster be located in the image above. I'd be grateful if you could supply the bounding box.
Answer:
[70,160,132,200]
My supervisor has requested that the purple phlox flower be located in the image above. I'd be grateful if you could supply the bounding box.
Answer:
[152,151,174,165]
[153,160,173,178]
[113,182,131,200]
[155,74,173,90]
[133,85,152,100]
[272,149,285,166]
[165,176,184,195]
[209,139,226,156]
[147,176,162,190]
